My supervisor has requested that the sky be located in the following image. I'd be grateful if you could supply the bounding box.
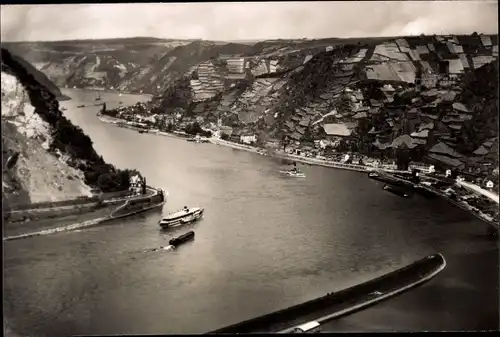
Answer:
[1,1,498,42]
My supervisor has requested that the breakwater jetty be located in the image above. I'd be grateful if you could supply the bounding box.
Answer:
[208,254,446,333]
[3,187,166,241]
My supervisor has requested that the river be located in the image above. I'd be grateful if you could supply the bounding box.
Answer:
[3,88,498,335]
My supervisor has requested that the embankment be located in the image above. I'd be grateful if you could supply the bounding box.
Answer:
[6,199,123,224]
[211,138,409,174]
[110,192,166,218]
[3,188,166,241]
[416,184,499,231]
[208,253,446,333]
[97,116,406,176]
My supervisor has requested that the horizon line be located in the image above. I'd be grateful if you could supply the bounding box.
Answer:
[2,31,497,44]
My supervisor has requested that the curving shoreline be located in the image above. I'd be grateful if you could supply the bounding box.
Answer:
[97,114,408,175]
[96,115,498,231]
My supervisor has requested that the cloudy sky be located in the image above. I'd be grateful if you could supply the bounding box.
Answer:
[1,1,498,42]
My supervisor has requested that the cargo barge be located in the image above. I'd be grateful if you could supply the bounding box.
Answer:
[169,231,195,246]
[208,253,446,334]
[383,184,413,198]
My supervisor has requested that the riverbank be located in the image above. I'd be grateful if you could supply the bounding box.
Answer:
[3,187,167,241]
[95,116,499,232]
[368,172,499,231]
[210,253,446,333]
[97,115,408,175]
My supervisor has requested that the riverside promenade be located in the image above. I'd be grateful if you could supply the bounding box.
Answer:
[209,137,409,175]
[97,116,408,176]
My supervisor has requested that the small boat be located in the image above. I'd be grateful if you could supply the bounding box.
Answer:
[187,135,209,143]
[138,130,146,134]
[279,169,306,178]
[169,231,195,247]
[60,107,67,111]
[368,171,406,186]
[77,105,85,108]
[95,93,101,101]
[159,206,204,229]
[118,101,123,104]
[383,184,412,198]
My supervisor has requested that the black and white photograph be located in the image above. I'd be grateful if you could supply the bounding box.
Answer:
[1,1,499,335]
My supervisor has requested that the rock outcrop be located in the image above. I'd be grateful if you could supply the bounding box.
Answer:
[1,48,133,209]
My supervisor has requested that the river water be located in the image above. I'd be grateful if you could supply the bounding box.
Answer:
[3,89,498,335]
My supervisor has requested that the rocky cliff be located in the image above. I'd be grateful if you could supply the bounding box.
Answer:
[1,48,133,209]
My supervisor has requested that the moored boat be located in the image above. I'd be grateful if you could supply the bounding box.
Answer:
[383,184,412,198]
[169,231,195,246]
[279,167,306,178]
[279,170,306,178]
[187,135,209,143]
[159,206,204,229]
[414,185,438,198]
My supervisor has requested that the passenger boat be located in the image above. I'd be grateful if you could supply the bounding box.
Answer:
[169,231,195,246]
[279,169,306,178]
[187,135,209,143]
[159,207,204,228]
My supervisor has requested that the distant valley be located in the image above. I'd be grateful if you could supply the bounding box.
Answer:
[4,34,498,178]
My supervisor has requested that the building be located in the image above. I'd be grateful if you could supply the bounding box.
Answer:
[486,180,494,189]
[129,174,144,195]
[240,133,257,144]
[322,123,352,141]
[420,72,438,88]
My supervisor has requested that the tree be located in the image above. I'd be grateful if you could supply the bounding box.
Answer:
[220,132,230,140]
[97,173,115,191]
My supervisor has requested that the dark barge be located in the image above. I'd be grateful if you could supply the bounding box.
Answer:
[169,231,195,246]
[383,184,413,198]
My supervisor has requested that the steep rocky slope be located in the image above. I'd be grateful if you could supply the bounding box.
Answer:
[1,48,133,209]
[107,34,498,174]
[4,37,382,96]
[4,38,256,95]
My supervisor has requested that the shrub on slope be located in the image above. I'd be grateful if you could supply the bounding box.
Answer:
[456,61,499,155]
